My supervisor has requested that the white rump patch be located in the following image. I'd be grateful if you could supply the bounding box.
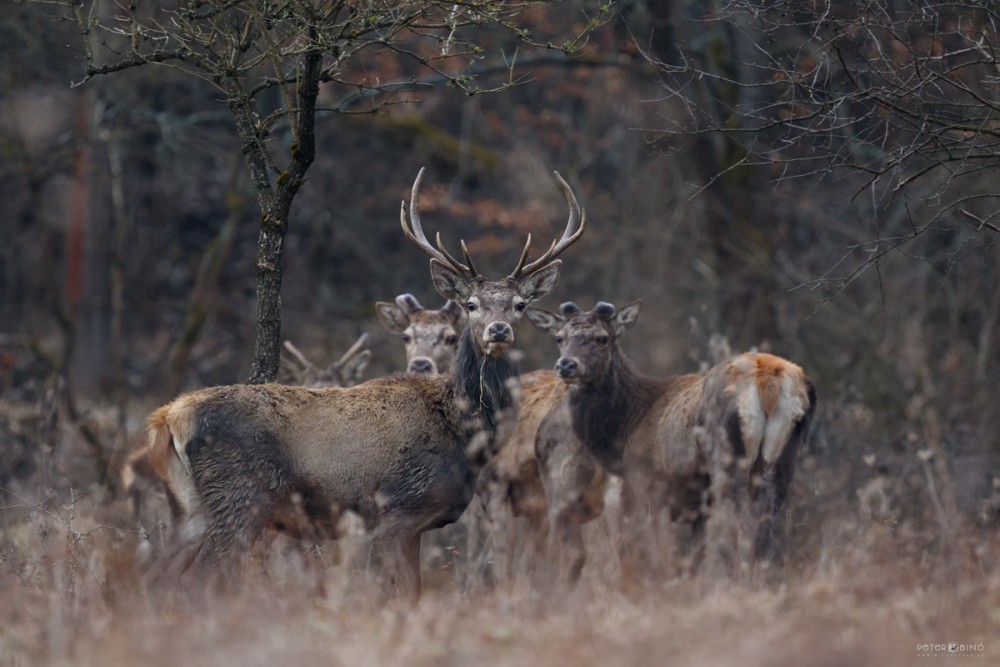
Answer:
[760,374,808,463]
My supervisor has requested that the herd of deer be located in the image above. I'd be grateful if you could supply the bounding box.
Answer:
[124,169,816,598]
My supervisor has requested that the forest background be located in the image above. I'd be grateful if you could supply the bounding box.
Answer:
[1,1,999,665]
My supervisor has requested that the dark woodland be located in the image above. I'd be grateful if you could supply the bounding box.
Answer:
[1,1,998,665]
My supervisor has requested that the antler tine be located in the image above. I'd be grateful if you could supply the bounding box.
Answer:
[459,239,480,278]
[282,340,314,371]
[433,231,474,276]
[333,333,369,368]
[399,168,470,275]
[507,233,533,279]
[512,171,586,278]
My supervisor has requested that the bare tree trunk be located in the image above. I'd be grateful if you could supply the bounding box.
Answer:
[229,48,320,385]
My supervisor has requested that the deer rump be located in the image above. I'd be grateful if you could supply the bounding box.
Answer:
[147,378,473,557]
[633,353,816,553]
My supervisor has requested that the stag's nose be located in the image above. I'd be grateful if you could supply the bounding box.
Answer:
[486,322,512,343]
[408,358,435,374]
[555,357,578,379]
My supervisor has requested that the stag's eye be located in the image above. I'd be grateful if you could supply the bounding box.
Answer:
[596,335,609,345]
[445,334,458,345]
[402,335,412,343]
[466,302,477,312]
[554,335,563,344]
[515,301,526,312]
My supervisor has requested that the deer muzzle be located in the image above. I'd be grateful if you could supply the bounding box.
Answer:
[484,322,513,356]
[555,356,581,382]
[408,357,436,374]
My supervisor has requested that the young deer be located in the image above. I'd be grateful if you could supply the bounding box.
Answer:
[144,169,584,596]
[528,301,815,572]
[470,366,617,587]
[375,294,463,375]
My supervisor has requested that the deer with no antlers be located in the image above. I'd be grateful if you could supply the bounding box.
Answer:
[143,168,584,596]
[375,295,464,375]
[528,300,815,573]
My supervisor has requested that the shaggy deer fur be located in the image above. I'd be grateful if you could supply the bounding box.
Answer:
[121,334,371,522]
[529,300,816,568]
[143,169,584,597]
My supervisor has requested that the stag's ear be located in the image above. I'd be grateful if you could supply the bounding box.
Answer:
[442,300,464,325]
[339,350,371,385]
[518,260,562,302]
[526,307,563,333]
[375,302,410,333]
[430,259,473,302]
[613,300,642,336]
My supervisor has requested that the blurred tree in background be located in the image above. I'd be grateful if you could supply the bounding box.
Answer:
[37,0,612,385]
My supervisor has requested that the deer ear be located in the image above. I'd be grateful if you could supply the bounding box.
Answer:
[518,260,562,302]
[613,300,641,335]
[526,307,563,333]
[430,259,473,302]
[375,302,410,333]
[440,300,462,321]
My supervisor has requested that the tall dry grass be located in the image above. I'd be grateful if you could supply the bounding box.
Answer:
[2,419,998,667]
[2,335,999,667]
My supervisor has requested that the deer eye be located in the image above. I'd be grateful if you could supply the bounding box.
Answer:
[515,302,526,312]
[554,335,563,344]
[402,335,411,343]
[466,302,477,312]
[596,335,609,345]
[445,334,458,345]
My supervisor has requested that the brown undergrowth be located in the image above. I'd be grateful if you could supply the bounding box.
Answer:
[1,337,998,667]
[2,448,998,667]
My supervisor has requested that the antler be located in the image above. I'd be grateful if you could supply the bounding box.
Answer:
[400,168,479,278]
[509,171,586,279]
[282,340,315,373]
[332,333,369,368]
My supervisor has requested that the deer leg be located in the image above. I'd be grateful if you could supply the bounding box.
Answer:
[183,432,293,582]
[553,506,585,586]
[368,517,423,601]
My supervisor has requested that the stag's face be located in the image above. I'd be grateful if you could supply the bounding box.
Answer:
[377,295,463,374]
[528,301,641,385]
[432,263,562,358]
[399,167,585,360]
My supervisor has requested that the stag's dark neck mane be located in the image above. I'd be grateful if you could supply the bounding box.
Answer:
[568,343,662,475]
[451,328,519,443]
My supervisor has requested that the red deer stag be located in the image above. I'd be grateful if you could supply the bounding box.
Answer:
[375,293,589,587]
[528,300,815,571]
[375,295,463,375]
[143,168,584,597]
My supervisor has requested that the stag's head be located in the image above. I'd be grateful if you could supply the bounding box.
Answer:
[527,301,641,385]
[400,168,585,359]
[376,294,464,374]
